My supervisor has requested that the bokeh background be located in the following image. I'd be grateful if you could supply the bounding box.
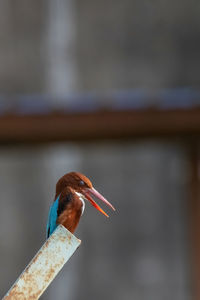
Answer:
[0,1,200,299]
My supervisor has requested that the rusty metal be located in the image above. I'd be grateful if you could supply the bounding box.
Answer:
[0,107,200,145]
[2,225,81,300]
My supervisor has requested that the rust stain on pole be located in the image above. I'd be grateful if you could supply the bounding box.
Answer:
[3,225,81,300]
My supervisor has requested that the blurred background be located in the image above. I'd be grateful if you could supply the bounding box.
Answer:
[0,1,200,300]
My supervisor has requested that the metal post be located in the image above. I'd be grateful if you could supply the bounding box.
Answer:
[2,225,81,300]
[189,145,200,300]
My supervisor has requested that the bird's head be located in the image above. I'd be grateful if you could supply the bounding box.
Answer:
[56,172,115,217]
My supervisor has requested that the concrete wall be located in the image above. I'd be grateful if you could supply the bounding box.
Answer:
[0,0,199,93]
[0,143,190,300]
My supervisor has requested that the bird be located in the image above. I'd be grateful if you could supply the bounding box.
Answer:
[46,172,115,238]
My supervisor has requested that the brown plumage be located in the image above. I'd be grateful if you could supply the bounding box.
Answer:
[57,187,83,233]
[47,172,115,237]
[55,172,92,200]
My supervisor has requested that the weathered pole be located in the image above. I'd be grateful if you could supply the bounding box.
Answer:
[3,225,81,300]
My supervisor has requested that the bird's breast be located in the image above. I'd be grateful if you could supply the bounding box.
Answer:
[57,193,84,233]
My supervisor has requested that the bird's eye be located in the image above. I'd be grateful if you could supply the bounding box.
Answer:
[79,180,85,186]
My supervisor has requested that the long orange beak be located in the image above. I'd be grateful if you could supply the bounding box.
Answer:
[83,187,115,218]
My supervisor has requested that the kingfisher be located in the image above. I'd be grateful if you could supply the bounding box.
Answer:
[46,172,115,238]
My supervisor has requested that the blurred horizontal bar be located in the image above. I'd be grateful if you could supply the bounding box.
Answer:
[0,107,200,144]
[3,225,81,300]
[0,89,200,114]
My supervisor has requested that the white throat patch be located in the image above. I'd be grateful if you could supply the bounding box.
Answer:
[75,192,85,215]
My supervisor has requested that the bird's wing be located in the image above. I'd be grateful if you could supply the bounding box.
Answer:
[46,195,60,238]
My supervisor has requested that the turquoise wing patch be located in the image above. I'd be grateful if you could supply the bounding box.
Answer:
[46,195,60,238]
